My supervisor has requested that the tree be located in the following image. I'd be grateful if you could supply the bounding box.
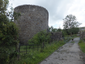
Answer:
[49,26,57,32]
[0,0,9,13]
[0,0,19,63]
[63,14,81,35]
[57,27,62,32]
[63,14,81,29]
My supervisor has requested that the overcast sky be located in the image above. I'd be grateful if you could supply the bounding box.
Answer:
[9,0,85,29]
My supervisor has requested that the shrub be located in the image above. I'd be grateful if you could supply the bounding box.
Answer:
[0,0,19,63]
[28,31,51,49]
[0,13,19,64]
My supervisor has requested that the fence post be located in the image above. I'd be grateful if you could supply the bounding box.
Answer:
[26,43,27,54]
[16,43,20,60]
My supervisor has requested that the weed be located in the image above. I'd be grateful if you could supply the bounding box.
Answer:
[78,40,85,53]
[14,41,65,64]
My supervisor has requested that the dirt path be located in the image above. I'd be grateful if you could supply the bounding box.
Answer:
[39,37,85,64]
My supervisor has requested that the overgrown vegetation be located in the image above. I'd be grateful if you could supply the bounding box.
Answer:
[63,14,80,35]
[15,41,65,64]
[0,0,80,64]
[78,40,85,53]
[14,29,72,64]
[63,28,79,35]
[49,26,79,37]
[0,0,19,64]
[28,31,51,49]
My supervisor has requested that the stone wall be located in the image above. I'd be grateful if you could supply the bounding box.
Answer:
[51,32,62,41]
[14,5,48,44]
[79,31,85,40]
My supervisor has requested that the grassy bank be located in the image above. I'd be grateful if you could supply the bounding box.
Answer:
[15,40,65,64]
[78,40,85,53]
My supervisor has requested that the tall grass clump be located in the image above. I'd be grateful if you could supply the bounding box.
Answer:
[15,40,65,64]
[78,40,85,53]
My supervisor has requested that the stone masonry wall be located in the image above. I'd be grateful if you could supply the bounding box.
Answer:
[14,5,48,44]
[51,32,62,42]
[79,31,85,40]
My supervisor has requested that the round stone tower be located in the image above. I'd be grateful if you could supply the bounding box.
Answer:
[14,5,48,44]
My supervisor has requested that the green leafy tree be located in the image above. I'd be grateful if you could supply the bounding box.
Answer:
[0,0,9,13]
[57,27,62,32]
[0,0,19,64]
[63,14,81,35]
[63,14,81,29]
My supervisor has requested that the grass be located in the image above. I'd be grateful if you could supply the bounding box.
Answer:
[78,40,85,53]
[64,36,72,43]
[14,40,65,64]
[64,34,78,43]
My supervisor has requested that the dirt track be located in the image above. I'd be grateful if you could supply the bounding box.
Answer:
[40,37,85,64]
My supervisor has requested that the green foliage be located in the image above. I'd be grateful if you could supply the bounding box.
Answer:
[0,21,19,64]
[57,28,62,32]
[63,14,81,29]
[13,12,21,20]
[68,28,79,34]
[63,14,80,35]
[49,26,57,32]
[62,27,79,35]
[83,38,85,41]
[0,21,19,46]
[0,0,9,13]
[0,0,19,63]
[78,40,85,53]
[28,31,51,47]
[62,29,68,36]
[15,41,65,64]
[79,40,83,43]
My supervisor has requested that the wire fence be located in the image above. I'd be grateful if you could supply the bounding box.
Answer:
[16,35,73,60]
[18,42,52,55]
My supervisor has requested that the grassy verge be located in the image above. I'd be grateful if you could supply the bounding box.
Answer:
[64,34,78,43]
[15,40,65,64]
[64,36,72,43]
[78,40,85,53]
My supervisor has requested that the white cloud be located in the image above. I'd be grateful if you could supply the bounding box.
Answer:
[67,0,85,27]
[9,0,85,29]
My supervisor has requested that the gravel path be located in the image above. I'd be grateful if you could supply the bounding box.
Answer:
[39,37,85,64]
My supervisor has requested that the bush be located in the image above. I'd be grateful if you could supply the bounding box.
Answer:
[63,28,79,35]
[0,15,19,64]
[28,31,51,49]
[0,0,19,63]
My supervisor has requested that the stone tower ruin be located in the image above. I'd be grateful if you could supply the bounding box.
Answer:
[14,5,48,44]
